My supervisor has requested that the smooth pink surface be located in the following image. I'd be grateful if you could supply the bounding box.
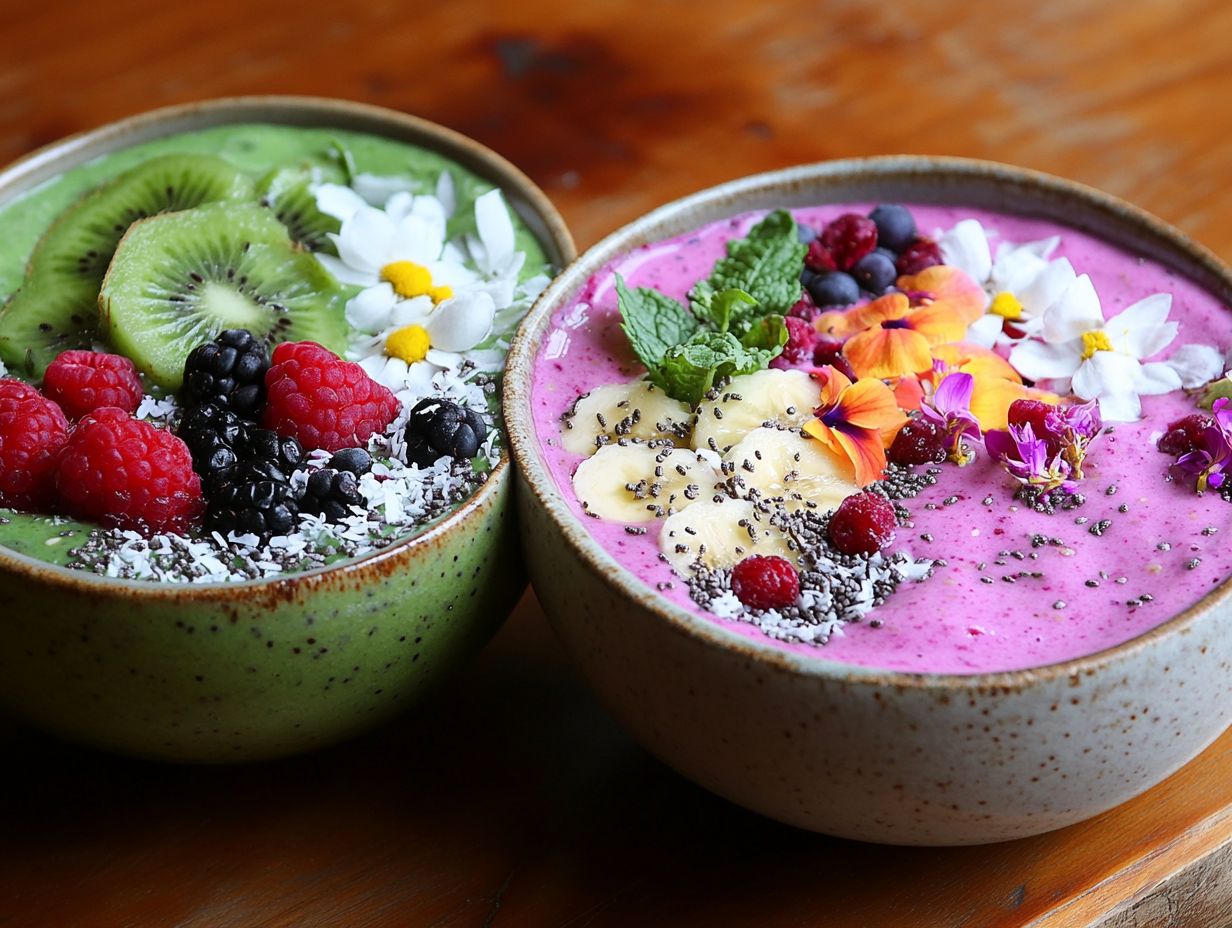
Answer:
[531,205,1232,673]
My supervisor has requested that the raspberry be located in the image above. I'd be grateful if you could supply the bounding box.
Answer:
[56,407,202,534]
[787,292,821,322]
[820,214,878,271]
[1158,413,1214,457]
[262,341,399,453]
[731,555,800,611]
[770,316,817,370]
[1007,399,1062,454]
[805,239,838,272]
[811,335,858,381]
[42,350,143,420]
[828,491,897,556]
[895,238,943,275]
[888,418,947,466]
[0,379,70,511]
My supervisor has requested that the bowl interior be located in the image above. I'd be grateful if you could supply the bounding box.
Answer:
[505,155,1232,686]
[0,95,576,595]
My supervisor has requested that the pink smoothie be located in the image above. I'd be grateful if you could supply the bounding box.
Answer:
[531,205,1232,674]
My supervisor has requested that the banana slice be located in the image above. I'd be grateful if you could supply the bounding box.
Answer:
[562,380,693,455]
[722,427,858,512]
[572,444,722,523]
[659,498,796,575]
[692,369,821,454]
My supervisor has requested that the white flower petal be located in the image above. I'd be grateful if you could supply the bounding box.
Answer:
[403,360,443,395]
[1072,350,1140,401]
[1104,293,1176,359]
[336,207,399,275]
[345,285,398,333]
[1163,343,1224,388]
[425,291,495,352]
[313,183,369,223]
[436,171,457,216]
[991,236,1061,295]
[424,348,464,368]
[390,214,445,266]
[316,251,379,287]
[1135,361,1183,395]
[938,219,992,285]
[1016,257,1076,320]
[475,189,516,274]
[1041,274,1103,344]
[1009,338,1083,381]
[352,173,417,207]
[384,191,417,222]
[965,314,1005,349]
[389,296,433,327]
[409,196,448,241]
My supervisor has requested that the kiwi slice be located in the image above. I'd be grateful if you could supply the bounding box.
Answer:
[257,161,345,252]
[0,154,254,377]
[100,202,348,391]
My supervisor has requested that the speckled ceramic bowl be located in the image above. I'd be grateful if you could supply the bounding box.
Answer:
[505,158,1232,845]
[0,97,574,762]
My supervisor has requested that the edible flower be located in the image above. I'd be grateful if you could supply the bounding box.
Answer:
[1172,398,1232,492]
[816,266,984,380]
[922,343,1059,431]
[984,423,1077,495]
[1008,277,1217,422]
[802,366,905,486]
[919,372,982,464]
[1044,400,1102,480]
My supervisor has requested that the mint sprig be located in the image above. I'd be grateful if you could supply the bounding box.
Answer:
[615,210,803,405]
[690,209,806,329]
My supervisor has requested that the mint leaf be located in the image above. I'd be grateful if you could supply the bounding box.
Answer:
[696,288,758,333]
[658,330,777,406]
[690,209,806,325]
[616,274,699,372]
[740,314,789,355]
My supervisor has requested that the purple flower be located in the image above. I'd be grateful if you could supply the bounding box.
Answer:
[984,422,1077,494]
[920,372,983,464]
[1171,399,1232,492]
[1042,399,1102,479]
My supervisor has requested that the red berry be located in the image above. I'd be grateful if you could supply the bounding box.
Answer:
[0,379,70,511]
[731,554,800,611]
[805,240,838,272]
[1007,399,1062,454]
[895,238,943,275]
[56,406,202,534]
[770,316,817,370]
[828,491,897,556]
[888,418,947,466]
[262,341,399,452]
[820,214,879,271]
[788,292,821,322]
[42,350,143,420]
[1158,413,1214,457]
[811,335,858,381]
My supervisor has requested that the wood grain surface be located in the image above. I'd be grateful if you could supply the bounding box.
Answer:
[2,0,1231,925]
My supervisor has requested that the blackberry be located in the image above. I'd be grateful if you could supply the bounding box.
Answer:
[177,403,249,475]
[403,398,488,468]
[300,450,371,523]
[205,460,300,539]
[182,329,271,416]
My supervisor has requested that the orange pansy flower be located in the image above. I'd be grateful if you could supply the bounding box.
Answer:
[896,265,986,325]
[802,366,906,486]
[839,292,969,380]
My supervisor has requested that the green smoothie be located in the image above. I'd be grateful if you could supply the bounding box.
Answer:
[0,124,550,573]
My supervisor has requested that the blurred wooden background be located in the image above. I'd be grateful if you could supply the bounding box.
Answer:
[2,0,1231,925]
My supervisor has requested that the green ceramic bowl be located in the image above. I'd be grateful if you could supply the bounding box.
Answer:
[0,97,575,762]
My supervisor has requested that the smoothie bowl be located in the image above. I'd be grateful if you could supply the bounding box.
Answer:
[0,97,573,762]
[506,158,1232,844]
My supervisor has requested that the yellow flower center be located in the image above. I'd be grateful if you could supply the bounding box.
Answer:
[385,324,431,363]
[1081,329,1113,360]
[380,261,453,303]
[989,291,1023,320]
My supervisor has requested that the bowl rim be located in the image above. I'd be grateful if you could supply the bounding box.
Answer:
[0,94,577,599]
[505,154,1232,690]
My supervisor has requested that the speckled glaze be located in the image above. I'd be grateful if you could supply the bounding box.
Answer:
[0,97,575,763]
[505,158,1232,845]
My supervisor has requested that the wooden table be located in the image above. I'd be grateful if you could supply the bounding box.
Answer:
[3,1,1231,925]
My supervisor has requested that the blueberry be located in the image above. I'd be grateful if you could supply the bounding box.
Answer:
[796,223,819,244]
[806,271,860,307]
[868,204,916,253]
[851,250,898,295]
